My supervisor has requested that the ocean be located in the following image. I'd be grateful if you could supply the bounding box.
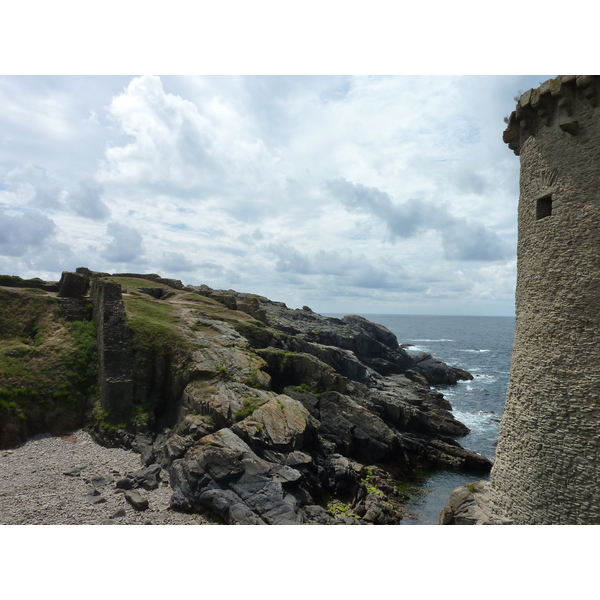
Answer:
[327,313,516,524]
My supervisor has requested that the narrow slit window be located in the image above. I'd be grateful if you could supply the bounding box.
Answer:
[536,194,553,220]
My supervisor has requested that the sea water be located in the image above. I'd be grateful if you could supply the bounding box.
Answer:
[327,313,515,524]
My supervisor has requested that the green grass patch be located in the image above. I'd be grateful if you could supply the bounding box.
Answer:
[215,365,233,381]
[123,295,191,354]
[289,383,320,395]
[234,396,269,422]
[0,275,46,288]
[233,321,272,348]
[107,276,174,292]
[0,289,98,424]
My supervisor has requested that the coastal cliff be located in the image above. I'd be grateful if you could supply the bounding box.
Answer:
[0,269,491,524]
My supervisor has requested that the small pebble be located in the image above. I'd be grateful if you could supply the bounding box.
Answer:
[0,430,210,525]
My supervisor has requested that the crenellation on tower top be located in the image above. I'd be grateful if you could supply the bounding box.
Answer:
[503,75,600,155]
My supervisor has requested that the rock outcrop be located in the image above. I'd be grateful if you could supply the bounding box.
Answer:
[1,269,492,524]
[438,481,512,525]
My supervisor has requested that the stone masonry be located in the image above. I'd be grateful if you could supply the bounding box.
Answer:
[488,76,600,524]
[90,279,133,421]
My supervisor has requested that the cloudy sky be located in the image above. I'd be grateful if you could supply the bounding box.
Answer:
[0,74,552,316]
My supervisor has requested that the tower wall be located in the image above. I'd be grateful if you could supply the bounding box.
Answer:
[490,76,600,523]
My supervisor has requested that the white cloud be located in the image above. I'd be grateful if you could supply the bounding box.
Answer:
[0,207,56,256]
[66,179,110,220]
[101,221,145,265]
[326,177,512,261]
[0,74,552,314]
[161,251,195,273]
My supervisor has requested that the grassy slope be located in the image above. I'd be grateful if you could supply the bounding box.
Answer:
[0,288,98,444]
[0,277,261,444]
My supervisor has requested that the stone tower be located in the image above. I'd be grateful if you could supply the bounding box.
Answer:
[489,76,600,524]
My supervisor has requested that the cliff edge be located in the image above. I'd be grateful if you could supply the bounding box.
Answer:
[0,269,491,524]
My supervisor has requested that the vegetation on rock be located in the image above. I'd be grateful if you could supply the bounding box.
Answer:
[0,288,98,447]
[1,271,492,523]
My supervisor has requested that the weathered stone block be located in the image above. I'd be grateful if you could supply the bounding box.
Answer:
[57,271,89,298]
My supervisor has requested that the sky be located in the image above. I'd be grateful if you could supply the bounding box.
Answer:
[2,0,594,584]
[0,74,555,316]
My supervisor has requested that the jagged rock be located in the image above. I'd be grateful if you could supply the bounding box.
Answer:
[132,464,162,487]
[302,505,337,524]
[91,476,109,488]
[125,490,149,511]
[341,314,399,348]
[63,464,87,476]
[411,352,463,385]
[318,391,399,464]
[231,395,318,453]
[323,454,365,502]
[133,433,155,466]
[88,495,107,505]
[154,433,189,468]
[438,480,512,525]
[3,267,490,525]
[256,348,347,393]
[361,493,399,524]
[169,428,305,524]
[142,477,159,490]
[115,477,133,490]
[176,414,216,441]
[452,367,474,381]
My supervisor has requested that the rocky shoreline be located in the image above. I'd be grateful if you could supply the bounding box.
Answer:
[1,270,493,524]
[0,429,210,525]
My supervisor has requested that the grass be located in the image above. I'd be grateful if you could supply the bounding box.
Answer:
[233,321,273,348]
[123,295,191,354]
[0,275,46,288]
[322,492,361,520]
[234,396,269,422]
[242,369,265,389]
[288,383,320,395]
[106,276,173,291]
[0,288,98,422]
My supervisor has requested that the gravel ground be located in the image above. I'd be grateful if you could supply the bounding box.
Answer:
[0,429,211,525]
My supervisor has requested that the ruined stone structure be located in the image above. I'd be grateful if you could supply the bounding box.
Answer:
[90,279,133,421]
[56,271,92,321]
[487,76,600,524]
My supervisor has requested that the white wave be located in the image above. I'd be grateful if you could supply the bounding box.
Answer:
[473,373,497,383]
[457,348,491,353]
[410,339,454,342]
[453,410,502,432]
[406,346,428,353]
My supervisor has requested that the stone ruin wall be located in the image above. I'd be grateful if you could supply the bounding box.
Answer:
[489,76,600,523]
[89,278,133,421]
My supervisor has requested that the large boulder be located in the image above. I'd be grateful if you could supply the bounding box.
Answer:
[317,391,400,464]
[169,428,306,524]
[438,480,512,525]
[411,352,461,385]
[232,395,318,453]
